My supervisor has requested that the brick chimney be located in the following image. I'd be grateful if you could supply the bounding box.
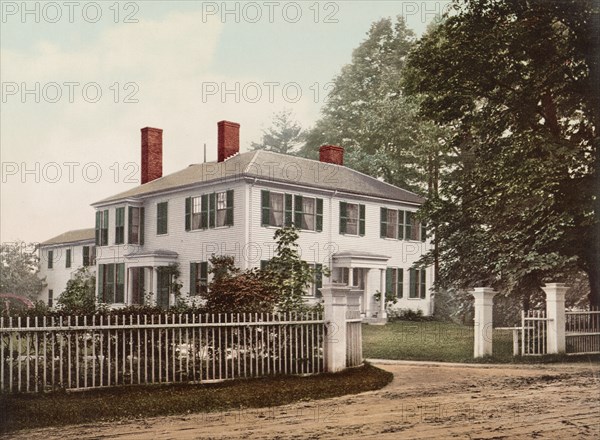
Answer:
[141,127,163,184]
[319,145,344,166]
[218,120,240,162]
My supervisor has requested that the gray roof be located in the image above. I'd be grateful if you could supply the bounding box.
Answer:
[93,150,424,205]
[41,228,95,246]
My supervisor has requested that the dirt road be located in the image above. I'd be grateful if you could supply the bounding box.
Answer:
[5,361,599,439]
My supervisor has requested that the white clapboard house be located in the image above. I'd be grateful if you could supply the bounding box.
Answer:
[41,121,433,319]
[38,229,96,307]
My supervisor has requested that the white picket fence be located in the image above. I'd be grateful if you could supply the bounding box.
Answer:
[565,308,600,354]
[0,312,327,393]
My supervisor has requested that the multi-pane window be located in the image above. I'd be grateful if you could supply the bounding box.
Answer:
[128,207,144,244]
[381,208,426,241]
[65,249,71,268]
[115,207,125,244]
[95,209,109,246]
[294,195,323,231]
[157,202,168,235]
[386,268,404,298]
[186,190,233,231]
[47,250,53,269]
[340,267,364,289]
[189,262,208,295]
[261,191,293,227]
[48,289,53,308]
[98,263,125,303]
[308,263,323,297]
[409,268,427,299]
[340,202,365,236]
[83,246,95,267]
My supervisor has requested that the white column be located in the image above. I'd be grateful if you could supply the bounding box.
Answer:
[127,267,133,305]
[152,267,158,307]
[322,283,351,372]
[472,287,497,358]
[362,269,370,316]
[348,267,353,287]
[543,283,568,354]
[379,268,386,319]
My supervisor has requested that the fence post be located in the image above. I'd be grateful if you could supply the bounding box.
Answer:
[321,283,351,372]
[542,283,568,354]
[472,287,497,358]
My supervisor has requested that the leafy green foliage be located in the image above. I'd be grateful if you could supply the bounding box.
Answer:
[57,267,96,314]
[203,255,279,314]
[250,108,306,155]
[0,241,45,300]
[404,0,599,305]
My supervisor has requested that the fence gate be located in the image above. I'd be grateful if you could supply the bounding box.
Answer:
[565,308,600,354]
[345,310,362,367]
[519,310,550,356]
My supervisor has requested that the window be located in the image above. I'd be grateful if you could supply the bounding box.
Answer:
[340,268,364,289]
[47,250,53,269]
[128,207,144,244]
[340,202,365,236]
[115,207,125,244]
[48,289,53,308]
[186,190,233,231]
[189,262,208,295]
[386,268,404,299]
[95,209,109,246]
[157,202,168,235]
[98,263,125,303]
[303,263,324,297]
[261,190,292,227]
[65,249,71,268]
[381,208,424,241]
[131,267,145,305]
[83,246,96,267]
[294,195,323,231]
[409,268,427,299]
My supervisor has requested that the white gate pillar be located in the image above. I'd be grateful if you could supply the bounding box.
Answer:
[542,283,568,354]
[321,283,352,372]
[472,287,497,358]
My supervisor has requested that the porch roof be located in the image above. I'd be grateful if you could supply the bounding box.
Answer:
[124,249,179,267]
[332,251,390,269]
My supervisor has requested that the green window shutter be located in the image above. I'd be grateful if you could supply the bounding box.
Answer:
[316,198,323,232]
[66,249,71,268]
[190,262,197,295]
[115,207,124,244]
[284,194,293,226]
[315,263,323,297]
[420,269,427,299]
[103,210,109,245]
[294,195,303,228]
[106,264,115,303]
[380,207,387,238]
[201,194,209,228]
[48,250,53,269]
[339,202,347,234]
[209,193,216,228]
[95,211,101,245]
[97,264,104,302]
[157,202,168,235]
[409,268,416,298]
[398,269,404,299]
[200,262,208,294]
[261,190,270,226]
[185,197,191,231]
[116,263,125,303]
[386,268,393,295]
[140,207,145,245]
[83,246,89,267]
[404,211,412,240]
[127,207,132,243]
[420,221,427,242]
[225,189,234,226]
[359,204,366,236]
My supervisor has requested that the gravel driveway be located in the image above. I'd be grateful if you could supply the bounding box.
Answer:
[5,361,599,440]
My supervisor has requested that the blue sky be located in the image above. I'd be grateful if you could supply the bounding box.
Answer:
[1,1,446,243]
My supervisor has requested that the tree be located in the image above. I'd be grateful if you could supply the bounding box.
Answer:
[0,241,45,300]
[57,267,96,314]
[250,109,306,155]
[263,226,328,312]
[300,16,447,196]
[203,255,278,314]
[404,0,599,306]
